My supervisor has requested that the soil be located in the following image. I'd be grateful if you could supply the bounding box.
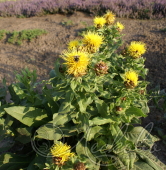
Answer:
[0,11,166,165]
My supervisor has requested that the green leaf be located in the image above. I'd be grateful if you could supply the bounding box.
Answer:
[0,87,6,98]
[53,113,72,126]
[43,89,59,114]
[58,90,74,114]
[136,149,166,170]
[86,126,107,141]
[4,106,50,127]
[126,107,146,117]
[28,154,46,170]
[76,92,93,113]
[77,112,90,132]
[134,161,154,170]
[124,126,158,148]
[8,84,20,104]
[76,138,98,169]
[70,79,77,91]
[36,123,54,140]
[54,59,64,78]
[15,127,32,144]
[95,99,108,117]
[109,124,133,152]
[0,153,33,170]
[89,116,115,126]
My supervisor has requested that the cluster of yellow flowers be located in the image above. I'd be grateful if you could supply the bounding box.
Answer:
[63,11,122,77]
[63,31,103,77]
[93,11,124,31]
[61,11,146,86]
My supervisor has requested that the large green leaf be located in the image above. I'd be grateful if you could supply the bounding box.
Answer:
[53,113,72,126]
[4,106,49,127]
[124,126,158,148]
[136,150,166,170]
[0,153,33,170]
[134,161,154,170]
[110,124,133,151]
[89,116,115,126]
[126,107,146,117]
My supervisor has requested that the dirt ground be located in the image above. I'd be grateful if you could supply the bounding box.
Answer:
[0,12,166,164]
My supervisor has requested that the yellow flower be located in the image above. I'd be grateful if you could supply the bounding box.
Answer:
[68,40,79,50]
[94,16,106,28]
[61,50,89,77]
[127,41,146,58]
[82,31,103,53]
[104,11,116,25]
[124,70,138,88]
[115,22,124,31]
[50,142,75,165]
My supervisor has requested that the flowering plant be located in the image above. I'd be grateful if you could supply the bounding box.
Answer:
[0,11,165,170]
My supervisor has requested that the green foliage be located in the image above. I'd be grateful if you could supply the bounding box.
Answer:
[0,29,47,45]
[0,29,7,40]
[61,19,74,26]
[8,29,47,45]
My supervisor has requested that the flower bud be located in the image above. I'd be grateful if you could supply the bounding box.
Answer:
[74,162,86,170]
[52,157,64,167]
[95,61,108,76]
[116,106,123,111]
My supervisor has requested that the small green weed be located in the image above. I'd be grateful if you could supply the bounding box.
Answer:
[7,29,47,45]
[0,29,7,40]
[161,27,166,32]
[61,19,74,26]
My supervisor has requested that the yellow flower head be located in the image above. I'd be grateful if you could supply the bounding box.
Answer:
[68,40,79,50]
[124,70,138,88]
[82,31,104,53]
[127,41,146,58]
[104,11,116,25]
[50,142,75,165]
[61,50,90,77]
[115,22,124,31]
[94,16,106,28]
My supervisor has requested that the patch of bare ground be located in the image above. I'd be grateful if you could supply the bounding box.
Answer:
[0,11,166,165]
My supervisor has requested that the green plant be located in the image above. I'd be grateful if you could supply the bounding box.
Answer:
[61,19,74,26]
[0,12,166,170]
[0,29,7,40]
[7,29,47,45]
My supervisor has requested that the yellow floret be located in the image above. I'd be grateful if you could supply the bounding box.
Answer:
[82,31,104,53]
[115,22,124,31]
[104,11,116,25]
[127,41,146,58]
[61,50,90,77]
[68,40,79,50]
[94,16,106,28]
[50,142,75,165]
[124,70,138,88]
